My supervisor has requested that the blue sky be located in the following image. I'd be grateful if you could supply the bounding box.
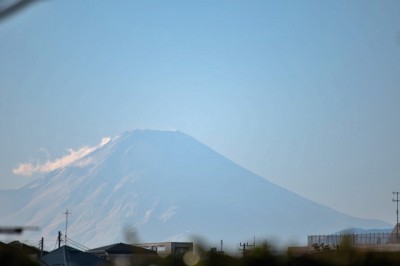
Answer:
[1,0,400,224]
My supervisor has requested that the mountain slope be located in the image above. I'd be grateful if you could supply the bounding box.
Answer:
[0,130,391,250]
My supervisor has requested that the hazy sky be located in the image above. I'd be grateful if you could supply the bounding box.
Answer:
[1,0,399,224]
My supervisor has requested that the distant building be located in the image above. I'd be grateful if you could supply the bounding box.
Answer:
[88,242,158,266]
[134,242,193,257]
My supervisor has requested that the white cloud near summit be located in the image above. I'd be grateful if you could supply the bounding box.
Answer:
[12,137,111,176]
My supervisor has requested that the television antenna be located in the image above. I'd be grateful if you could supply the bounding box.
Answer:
[64,209,71,246]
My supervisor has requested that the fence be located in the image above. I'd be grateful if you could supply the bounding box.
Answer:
[308,233,398,246]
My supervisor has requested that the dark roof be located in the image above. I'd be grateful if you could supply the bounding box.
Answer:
[0,241,41,266]
[8,240,47,256]
[88,242,157,255]
[41,245,106,266]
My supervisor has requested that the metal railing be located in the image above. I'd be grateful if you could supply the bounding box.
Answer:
[308,233,397,246]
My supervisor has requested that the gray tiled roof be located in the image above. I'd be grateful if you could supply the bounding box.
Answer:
[41,245,107,266]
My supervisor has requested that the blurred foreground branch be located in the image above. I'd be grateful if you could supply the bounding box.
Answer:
[0,226,39,234]
[0,0,38,21]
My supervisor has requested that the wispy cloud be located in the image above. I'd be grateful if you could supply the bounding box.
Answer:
[12,137,111,176]
[143,201,159,224]
[159,206,178,222]
[39,147,50,158]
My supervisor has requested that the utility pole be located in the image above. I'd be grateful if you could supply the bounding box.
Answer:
[393,192,400,243]
[40,237,44,257]
[239,242,254,256]
[64,209,71,246]
[58,231,62,248]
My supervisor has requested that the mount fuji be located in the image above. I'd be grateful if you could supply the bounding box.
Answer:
[0,130,390,250]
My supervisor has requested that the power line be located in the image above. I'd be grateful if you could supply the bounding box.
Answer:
[65,236,90,251]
